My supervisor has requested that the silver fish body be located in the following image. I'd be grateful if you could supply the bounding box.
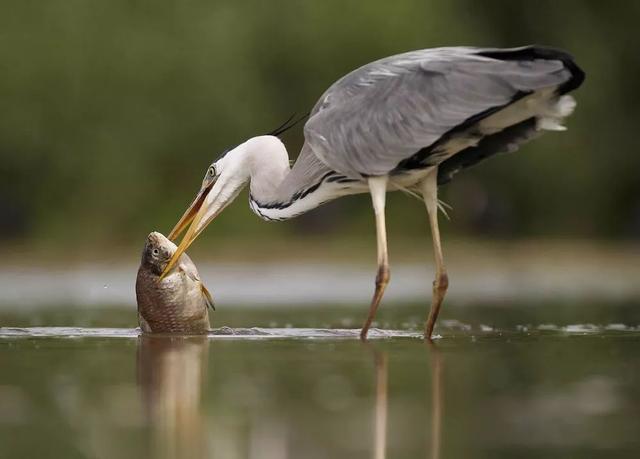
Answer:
[136,232,212,334]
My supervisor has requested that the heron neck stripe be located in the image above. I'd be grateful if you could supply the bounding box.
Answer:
[249,200,279,221]
[250,171,339,210]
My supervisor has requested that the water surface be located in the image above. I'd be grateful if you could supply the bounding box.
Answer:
[1,303,639,458]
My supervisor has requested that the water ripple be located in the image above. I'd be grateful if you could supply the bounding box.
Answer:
[0,323,639,340]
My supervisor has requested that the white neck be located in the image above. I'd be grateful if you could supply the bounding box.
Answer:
[246,136,292,203]
[219,136,356,221]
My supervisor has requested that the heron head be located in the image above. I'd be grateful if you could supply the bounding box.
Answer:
[161,145,251,277]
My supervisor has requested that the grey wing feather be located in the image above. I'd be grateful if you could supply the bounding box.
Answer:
[303,47,572,178]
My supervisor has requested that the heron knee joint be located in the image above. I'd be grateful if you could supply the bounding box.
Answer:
[376,266,390,286]
[434,272,449,292]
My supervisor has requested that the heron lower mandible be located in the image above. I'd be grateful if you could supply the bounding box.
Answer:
[161,45,585,340]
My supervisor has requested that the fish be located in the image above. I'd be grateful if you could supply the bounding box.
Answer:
[135,231,213,334]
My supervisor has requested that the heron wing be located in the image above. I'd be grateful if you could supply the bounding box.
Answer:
[303,46,577,178]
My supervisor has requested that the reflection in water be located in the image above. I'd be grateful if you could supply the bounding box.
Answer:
[428,344,443,459]
[370,345,443,459]
[5,329,638,458]
[137,336,209,459]
[373,351,388,459]
[134,335,446,458]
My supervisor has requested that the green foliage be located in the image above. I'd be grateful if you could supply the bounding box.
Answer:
[1,0,639,252]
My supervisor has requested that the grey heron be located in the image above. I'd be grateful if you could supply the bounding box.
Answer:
[161,45,585,340]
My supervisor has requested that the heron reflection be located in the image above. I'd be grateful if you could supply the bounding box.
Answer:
[370,345,443,459]
[372,350,388,459]
[137,335,209,459]
[427,344,443,459]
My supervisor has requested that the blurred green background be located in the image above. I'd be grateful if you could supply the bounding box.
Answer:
[1,0,639,258]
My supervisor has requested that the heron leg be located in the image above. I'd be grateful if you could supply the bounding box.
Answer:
[421,169,449,340]
[360,175,390,341]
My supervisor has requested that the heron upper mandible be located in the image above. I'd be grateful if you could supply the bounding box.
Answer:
[162,45,585,340]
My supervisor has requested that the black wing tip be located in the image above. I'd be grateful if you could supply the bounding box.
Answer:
[266,112,310,138]
[476,45,585,94]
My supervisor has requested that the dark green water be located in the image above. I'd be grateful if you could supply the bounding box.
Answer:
[1,304,639,458]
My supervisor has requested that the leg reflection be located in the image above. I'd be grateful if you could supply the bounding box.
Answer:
[427,343,443,459]
[137,335,209,459]
[373,351,388,459]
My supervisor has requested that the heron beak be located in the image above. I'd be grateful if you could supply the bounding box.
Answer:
[167,183,213,242]
[161,174,242,279]
[161,183,213,279]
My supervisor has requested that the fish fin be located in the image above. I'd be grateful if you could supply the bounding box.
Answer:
[179,262,200,282]
[178,262,214,310]
[201,283,215,310]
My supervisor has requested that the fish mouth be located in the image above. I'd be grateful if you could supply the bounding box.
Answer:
[147,231,172,246]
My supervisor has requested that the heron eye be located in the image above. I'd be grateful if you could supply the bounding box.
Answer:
[209,166,216,176]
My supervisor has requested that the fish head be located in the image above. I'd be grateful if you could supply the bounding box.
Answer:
[141,232,178,276]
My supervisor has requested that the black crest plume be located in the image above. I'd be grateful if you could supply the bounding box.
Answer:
[266,112,309,138]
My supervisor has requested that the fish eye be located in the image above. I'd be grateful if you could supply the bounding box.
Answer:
[152,248,159,255]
